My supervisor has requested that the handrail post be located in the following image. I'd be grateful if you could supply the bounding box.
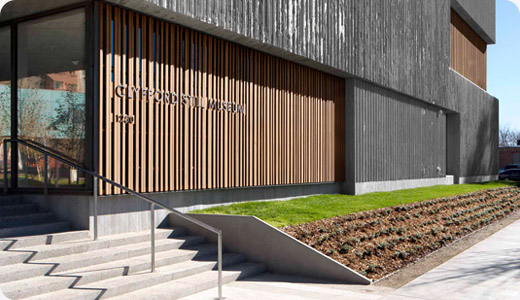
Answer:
[218,232,223,300]
[3,141,8,195]
[43,154,48,196]
[93,178,98,241]
[150,202,155,273]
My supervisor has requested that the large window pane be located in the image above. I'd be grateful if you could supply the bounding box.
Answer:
[0,27,10,188]
[17,9,86,188]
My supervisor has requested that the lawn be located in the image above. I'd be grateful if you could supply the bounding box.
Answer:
[194,181,519,228]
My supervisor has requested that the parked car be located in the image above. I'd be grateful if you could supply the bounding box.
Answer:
[499,169,520,181]
[504,164,520,170]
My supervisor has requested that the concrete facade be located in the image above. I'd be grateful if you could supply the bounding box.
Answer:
[449,71,499,182]
[345,79,449,194]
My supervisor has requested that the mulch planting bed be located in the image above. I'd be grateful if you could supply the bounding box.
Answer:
[282,186,520,281]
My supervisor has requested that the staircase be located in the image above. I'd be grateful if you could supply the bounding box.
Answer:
[0,195,73,238]
[0,195,266,299]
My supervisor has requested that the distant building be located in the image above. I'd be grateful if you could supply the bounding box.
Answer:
[500,147,520,170]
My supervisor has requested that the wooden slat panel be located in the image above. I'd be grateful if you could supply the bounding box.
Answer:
[113,7,121,194]
[133,13,140,192]
[98,4,346,195]
[98,3,105,194]
[450,9,487,90]
[128,11,135,191]
[121,9,127,193]
[104,4,112,195]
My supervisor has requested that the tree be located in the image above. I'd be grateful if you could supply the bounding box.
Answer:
[17,80,52,183]
[0,83,10,183]
[50,89,86,184]
[499,126,520,147]
[0,83,10,138]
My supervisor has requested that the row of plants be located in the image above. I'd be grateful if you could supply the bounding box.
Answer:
[283,187,520,280]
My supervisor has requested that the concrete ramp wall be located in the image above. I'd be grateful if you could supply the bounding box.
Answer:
[168,213,371,285]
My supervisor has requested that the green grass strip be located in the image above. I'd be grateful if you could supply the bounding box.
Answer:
[194,181,519,228]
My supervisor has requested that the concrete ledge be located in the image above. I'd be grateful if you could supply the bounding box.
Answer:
[458,175,498,184]
[354,176,455,195]
[451,0,495,44]
[94,183,341,236]
[168,214,371,285]
[22,194,90,231]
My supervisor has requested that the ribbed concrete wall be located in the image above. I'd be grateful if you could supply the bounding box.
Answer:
[449,71,499,178]
[104,0,450,108]
[452,0,496,44]
[346,79,447,186]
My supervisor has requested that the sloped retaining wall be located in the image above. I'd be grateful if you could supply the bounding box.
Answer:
[168,213,371,285]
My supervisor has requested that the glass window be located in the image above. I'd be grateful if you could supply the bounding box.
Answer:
[0,27,10,188]
[17,9,86,188]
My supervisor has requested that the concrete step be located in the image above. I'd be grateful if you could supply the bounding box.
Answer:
[23,257,262,300]
[0,235,206,282]
[109,262,267,300]
[0,228,187,267]
[0,221,71,239]
[0,243,224,299]
[0,203,38,217]
[0,212,54,228]
[0,230,89,250]
[0,195,22,206]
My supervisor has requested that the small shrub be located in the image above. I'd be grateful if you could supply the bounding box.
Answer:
[392,250,408,259]
[339,244,352,254]
[317,234,330,245]
[319,227,329,233]
[366,264,377,273]
[431,228,440,236]
[377,242,388,250]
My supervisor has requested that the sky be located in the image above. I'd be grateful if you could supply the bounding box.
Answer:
[488,0,520,131]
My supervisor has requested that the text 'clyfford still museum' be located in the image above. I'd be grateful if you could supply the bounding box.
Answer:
[0,0,497,235]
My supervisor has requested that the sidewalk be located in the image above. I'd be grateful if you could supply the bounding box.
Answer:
[383,219,520,300]
[181,273,392,300]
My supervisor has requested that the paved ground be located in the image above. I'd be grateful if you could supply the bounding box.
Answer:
[184,219,520,300]
[181,273,393,300]
[382,219,520,300]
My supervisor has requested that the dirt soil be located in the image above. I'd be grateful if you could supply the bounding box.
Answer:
[282,187,520,281]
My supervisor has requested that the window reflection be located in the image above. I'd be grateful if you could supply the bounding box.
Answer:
[17,9,86,188]
[0,27,10,188]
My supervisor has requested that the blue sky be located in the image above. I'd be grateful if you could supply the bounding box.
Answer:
[488,0,520,130]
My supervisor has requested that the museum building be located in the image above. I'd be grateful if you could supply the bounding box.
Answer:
[0,0,498,235]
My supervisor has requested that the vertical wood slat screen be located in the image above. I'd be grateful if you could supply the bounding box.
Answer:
[98,3,345,195]
[450,9,487,90]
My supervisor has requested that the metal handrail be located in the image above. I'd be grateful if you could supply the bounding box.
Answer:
[2,138,224,299]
